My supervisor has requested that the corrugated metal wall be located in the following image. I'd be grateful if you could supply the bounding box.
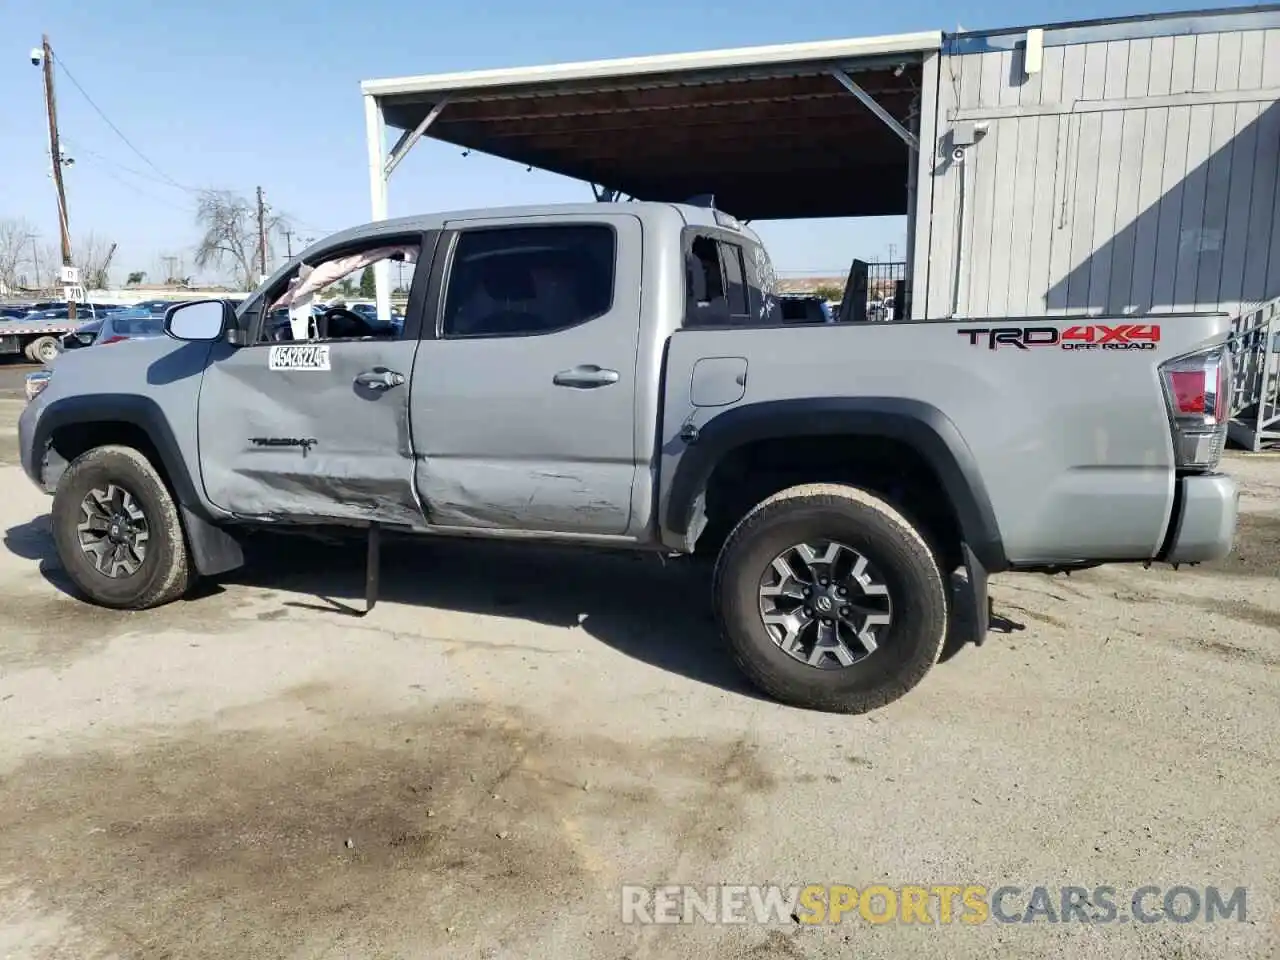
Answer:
[922,14,1280,319]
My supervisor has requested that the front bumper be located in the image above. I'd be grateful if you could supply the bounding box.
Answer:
[16,400,59,494]
[1161,473,1239,564]
[17,400,40,489]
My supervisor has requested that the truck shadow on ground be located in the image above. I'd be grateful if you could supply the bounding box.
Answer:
[6,518,994,703]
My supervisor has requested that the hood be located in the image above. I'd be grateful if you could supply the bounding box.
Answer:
[39,331,204,392]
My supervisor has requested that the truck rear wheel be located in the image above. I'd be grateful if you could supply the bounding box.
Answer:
[713,483,947,714]
[25,336,59,364]
[50,445,192,610]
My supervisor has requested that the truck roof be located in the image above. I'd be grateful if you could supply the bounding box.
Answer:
[298,201,760,260]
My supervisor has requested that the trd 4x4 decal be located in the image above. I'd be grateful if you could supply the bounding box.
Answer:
[958,323,1161,351]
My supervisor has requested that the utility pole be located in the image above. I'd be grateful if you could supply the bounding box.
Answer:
[282,228,294,260]
[37,34,76,319]
[161,255,178,284]
[256,186,268,280]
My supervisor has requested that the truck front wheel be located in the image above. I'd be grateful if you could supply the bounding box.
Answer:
[713,483,948,713]
[50,445,192,610]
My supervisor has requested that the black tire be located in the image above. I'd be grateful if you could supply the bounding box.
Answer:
[50,445,192,610]
[713,482,948,714]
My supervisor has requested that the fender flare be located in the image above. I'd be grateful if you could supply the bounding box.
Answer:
[660,397,1008,572]
[32,393,243,576]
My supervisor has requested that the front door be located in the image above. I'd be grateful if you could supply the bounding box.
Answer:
[195,232,434,527]
[411,213,642,535]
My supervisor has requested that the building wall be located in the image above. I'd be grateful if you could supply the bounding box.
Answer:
[920,9,1280,320]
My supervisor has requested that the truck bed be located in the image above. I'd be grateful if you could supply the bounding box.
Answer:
[659,313,1233,566]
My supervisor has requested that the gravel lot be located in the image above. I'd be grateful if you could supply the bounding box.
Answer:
[0,390,1275,960]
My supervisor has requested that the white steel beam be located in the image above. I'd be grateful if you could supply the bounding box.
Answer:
[384,98,450,178]
[364,93,391,323]
[831,69,919,152]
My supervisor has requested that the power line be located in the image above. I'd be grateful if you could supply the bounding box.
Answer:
[286,216,339,237]
[51,50,194,193]
[62,138,194,197]
[83,160,195,215]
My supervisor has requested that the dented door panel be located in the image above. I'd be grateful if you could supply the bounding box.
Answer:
[411,212,644,535]
[196,339,425,525]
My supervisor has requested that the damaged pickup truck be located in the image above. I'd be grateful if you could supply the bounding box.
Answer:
[18,202,1240,712]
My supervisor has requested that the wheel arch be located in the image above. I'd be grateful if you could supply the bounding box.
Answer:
[34,394,242,576]
[37,394,203,511]
[660,397,1008,572]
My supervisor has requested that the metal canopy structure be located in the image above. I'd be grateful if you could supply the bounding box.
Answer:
[361,32,941,221]
[359,32,941,318]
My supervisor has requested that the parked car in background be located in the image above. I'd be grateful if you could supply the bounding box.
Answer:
[347,301,404,335]
[778,295,834,324]
[81,303,124,317]
[131,299,189,315]
[57,309,168,353]
[59,320,103,351]
[22,303,119,322]
[91,309,167,346]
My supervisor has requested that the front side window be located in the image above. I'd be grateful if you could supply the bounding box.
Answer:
[441,224,616,338]
[254,242,420,344]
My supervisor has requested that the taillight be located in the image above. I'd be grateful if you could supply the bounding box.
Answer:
[1159,346,1230,471]
[99,335,127,345]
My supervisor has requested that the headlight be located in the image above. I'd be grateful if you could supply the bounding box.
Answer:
[24,370,51,403]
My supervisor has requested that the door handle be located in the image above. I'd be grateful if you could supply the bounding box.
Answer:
[553,364,619,388]
[354,368,405,390]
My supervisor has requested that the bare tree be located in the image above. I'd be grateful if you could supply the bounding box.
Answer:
[75,231,117,289]
[193,190,279,288]
[0,218,37,292]
[32,242,61,290]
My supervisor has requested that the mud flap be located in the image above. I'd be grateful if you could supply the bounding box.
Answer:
[180,505,244,577]
[960,542,990,647]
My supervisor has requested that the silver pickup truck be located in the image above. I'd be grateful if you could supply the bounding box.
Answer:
[18,201,1240,712]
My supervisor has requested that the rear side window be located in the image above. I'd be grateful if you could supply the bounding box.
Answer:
[443,224,616,338]
[685,233,753,326]
[684,230,780,327]
[719,241,749,319]
[743,242,779,323]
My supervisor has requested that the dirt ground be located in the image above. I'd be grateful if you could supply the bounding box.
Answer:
[0,392,1275,959]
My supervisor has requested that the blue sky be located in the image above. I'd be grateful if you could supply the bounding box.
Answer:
[2,0,1247,286]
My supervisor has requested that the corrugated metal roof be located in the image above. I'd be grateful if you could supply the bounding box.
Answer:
[360,31,942,99]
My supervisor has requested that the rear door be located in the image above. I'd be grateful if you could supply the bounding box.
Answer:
[410,213,643,535]
[194,231,438,527]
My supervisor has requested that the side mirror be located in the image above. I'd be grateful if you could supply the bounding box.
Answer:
[165,299,228,342]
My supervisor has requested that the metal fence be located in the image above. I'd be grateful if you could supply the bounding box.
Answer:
[1228,296,1280,451]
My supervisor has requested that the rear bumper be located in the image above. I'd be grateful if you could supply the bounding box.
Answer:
[1161,473,1239,564]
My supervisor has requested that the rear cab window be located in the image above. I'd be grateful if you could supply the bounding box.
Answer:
[683,225,779,328]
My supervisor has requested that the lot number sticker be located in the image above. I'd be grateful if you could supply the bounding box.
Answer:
[269,344,331,371]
